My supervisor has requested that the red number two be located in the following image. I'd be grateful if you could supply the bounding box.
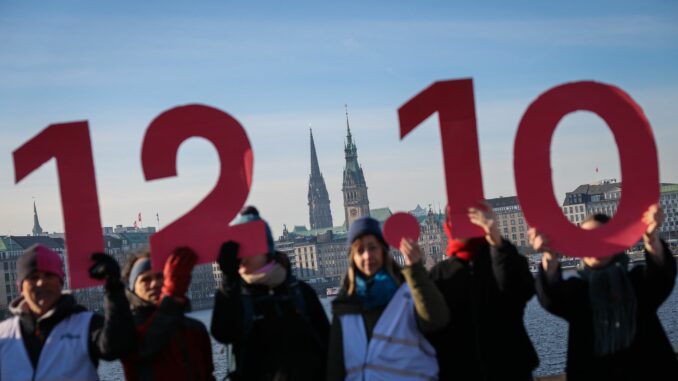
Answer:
[141,104,268,270]
[13,122,104,289]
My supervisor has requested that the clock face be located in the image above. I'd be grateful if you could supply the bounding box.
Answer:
[350,208,358,216]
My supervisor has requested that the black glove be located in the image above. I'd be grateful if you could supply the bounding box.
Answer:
[218,241,241,284]
[89,253,122,287]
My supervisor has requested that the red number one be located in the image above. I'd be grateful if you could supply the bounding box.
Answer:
[141,104,268,271]
[398,79,485,238]
[13,122,104,289]
[514,81,659,257]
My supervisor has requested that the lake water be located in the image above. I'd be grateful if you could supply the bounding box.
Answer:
[99,272,678,379]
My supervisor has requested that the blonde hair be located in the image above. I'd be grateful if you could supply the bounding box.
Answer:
[342,236,401,295]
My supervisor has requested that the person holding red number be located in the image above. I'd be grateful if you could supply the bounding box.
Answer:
[211,206,329,381]
[120,247,215,381]
[326,216,449,381]
[0,244,136,381]
[427,205,538,381]
[531,204,678,380]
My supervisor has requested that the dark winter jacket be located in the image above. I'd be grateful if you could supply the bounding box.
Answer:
[327,262,449,381]
[122,293,215,381]
[9,282,135,368]
[211,258,330,381]
[536,242,678,381]
[428,239,538,381]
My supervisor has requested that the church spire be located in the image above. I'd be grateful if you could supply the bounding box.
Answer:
[32,201,43,236]
[345,104,352,139]
[308,128,333,230]
[344,104,357,161]
[310,127,321,177]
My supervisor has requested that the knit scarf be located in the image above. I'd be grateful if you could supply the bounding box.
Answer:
[355,269,398,310]
[240,262,287,289]
[443,218,487,261]
[578,254,637,356]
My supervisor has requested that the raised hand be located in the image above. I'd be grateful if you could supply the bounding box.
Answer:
[161,246,198,302]
[642,203,665,258]
[400,238,422,266]
[89,253,122,288]
[468,204,501,246]
[528,228,559,273]
[218,241,241,284]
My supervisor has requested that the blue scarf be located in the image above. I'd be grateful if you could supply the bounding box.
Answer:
[355,269,398,310]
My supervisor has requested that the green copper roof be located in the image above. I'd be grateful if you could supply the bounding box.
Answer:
[369,208,392,222]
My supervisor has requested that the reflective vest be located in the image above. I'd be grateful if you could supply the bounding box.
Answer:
[340,284,439,381]
[0,311,99,381]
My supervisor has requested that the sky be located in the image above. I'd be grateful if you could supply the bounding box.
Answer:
[1,0,677,238]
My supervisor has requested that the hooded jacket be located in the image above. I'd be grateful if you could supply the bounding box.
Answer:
[122,291,215,381]
[536,242,678,380]
[211,253,329,381]
[427,239,538,381]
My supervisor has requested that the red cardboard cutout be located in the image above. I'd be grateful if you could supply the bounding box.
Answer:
[141,104,268,270]
[398,79,485,239]
[383,212,421,248]
[514,81,659,258]
[13,122,104,289]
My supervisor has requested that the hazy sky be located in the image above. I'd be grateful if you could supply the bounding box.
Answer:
[1,0,677,238]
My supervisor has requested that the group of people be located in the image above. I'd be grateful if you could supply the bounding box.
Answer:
[0,204,676,381]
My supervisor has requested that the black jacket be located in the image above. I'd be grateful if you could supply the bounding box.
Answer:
[11,282,135,369]
[428,239,538,381]
[211,272,329,381]
[122,293,214,381]
[536,243,678,381]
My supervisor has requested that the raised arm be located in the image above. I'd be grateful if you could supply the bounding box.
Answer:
[528,228,582,319]
[400,238,450,332]
[637,204,677,307]
[210,241,245,344]
[88,253,136,361]
[469,206,534,302]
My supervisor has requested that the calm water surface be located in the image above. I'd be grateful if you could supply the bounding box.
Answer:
[99,272,678,379]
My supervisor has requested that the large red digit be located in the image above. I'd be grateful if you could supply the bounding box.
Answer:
[514,81,659,258]
[397,79,485,238]
[13,122,104,289]
[141,104,268,270]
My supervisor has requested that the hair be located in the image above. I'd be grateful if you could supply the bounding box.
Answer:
[584,213,611,225]
[121,250,151,289]
[341,235,401,295]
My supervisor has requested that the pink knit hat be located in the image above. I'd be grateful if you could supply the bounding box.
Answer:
[16,244,65,285]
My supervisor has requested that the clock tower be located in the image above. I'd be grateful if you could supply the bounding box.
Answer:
[342,105,370,229]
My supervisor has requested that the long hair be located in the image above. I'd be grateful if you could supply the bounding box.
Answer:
[341,236,402,295]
